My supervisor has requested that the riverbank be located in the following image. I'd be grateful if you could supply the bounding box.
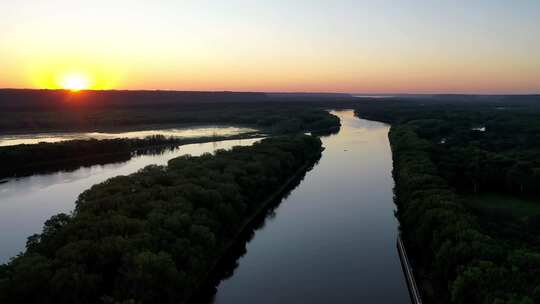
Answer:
[0,132,263,179]
[0,135,324,303]
[1,122,342,180]
[187,156,321,303]
[0,137,264,264]
[0,121,260,137]
[0,99,341,137]
[356,98,540,303]
[198,110,410,304]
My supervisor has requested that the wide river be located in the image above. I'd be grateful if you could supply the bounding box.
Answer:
[0,110,409,303]
[205,110,410,303]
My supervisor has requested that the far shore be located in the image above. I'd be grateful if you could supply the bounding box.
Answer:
[0,122,260,137]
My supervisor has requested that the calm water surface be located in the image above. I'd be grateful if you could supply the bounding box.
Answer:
[0,126,255,146]
[0,137,260,263]
[207,110,410,303]
[0,110,410,303]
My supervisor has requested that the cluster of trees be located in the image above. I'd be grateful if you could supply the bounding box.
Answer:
[406,114,540,197]
[0,135,323,303]
[390,125,539,304]
[0,134,259,178]
[0,105,339,178]
[355,97,540,196]
[355,96,540,303]
[0,90,342,134]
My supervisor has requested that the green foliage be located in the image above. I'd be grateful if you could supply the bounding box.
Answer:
[356,97,540,195]
[360,97,540,303]
[0,135,322,303]
[0,106,339,178]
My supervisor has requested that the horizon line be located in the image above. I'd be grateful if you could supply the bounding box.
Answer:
[0,87,539,96]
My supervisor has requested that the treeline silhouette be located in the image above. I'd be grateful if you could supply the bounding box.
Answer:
[0,89,352,111]
[356,97,540,303]
[0,89,348,134]
[0,134,259,178]
[0,135,323,304]
[0,89,267,111]
[0,104,340,134]
[356,98,540,196]
[0,107,339,178]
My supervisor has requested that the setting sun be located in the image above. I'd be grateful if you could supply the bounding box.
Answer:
[59,73,90,91]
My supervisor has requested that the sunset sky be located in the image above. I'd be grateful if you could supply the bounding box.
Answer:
[1,0,539,93]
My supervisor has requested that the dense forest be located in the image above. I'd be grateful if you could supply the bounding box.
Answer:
[0,99,339,178]
[0,135,323,304]
[0,104,340,135]
[0,89,346,133]
[355,96,540,303]
[0,133,261,178]
[0,89,351,111]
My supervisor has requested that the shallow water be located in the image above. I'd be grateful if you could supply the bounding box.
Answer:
[0,126,255,146]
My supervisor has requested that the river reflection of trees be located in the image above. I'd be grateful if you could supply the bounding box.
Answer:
[190,161,319,304]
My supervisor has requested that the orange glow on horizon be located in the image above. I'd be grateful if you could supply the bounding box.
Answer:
[26,60,122,91]
[13,48,540,94]
[1,2,538,94]
[58,72,90,92]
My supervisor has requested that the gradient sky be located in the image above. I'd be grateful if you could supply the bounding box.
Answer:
[1,0,539,93]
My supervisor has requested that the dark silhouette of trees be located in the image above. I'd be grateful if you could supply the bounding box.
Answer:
[0,135,322,304]
[0,89,343,134]
[0,106,339,178]
[356,96,540,303]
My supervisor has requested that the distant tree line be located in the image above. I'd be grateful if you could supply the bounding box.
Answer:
[0,106,339,178]
[355,97,540,197]
[0,89,351,112]
[0,135,323,304]
[0,91,342,134]
[0,134,258,179]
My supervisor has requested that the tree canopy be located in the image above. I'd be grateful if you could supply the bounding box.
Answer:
[0,135,322,304]
[356,97,540,303]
